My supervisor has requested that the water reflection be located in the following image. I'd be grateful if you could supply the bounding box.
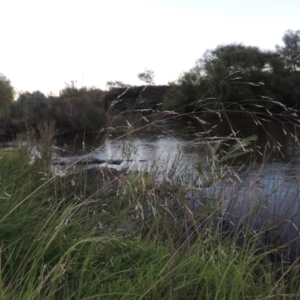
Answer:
[48,118,299,252]
[76,135,201,175]
[2,117,300,252]
[1,117,299,170]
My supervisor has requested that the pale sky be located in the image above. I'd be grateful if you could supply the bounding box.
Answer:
[1,0,299,96]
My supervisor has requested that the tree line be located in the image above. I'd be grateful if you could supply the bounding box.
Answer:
[163,29,300,112]
[0,29,299,135]
[1,83,107,135]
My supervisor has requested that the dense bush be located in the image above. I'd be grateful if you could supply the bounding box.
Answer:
[3,85,107,135]
[0,74,14,117]
[163,44,299,113]
[10,91,51,129]
[0,74,14,133]
[49,85,107,133]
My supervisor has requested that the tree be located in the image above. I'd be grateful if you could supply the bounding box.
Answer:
[137,68,155,85]
[52,85,106,131]
[0,74,14,119]
[15,91,49,124]
[163,44,289,112]
[276,29,300,71]
[201,45,278,107]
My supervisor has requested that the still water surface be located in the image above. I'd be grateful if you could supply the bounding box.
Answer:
[53,117,300,168]
[1,117,300,246]
[52,117,300,249]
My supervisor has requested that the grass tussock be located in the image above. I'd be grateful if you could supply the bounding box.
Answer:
[1,98,300,299]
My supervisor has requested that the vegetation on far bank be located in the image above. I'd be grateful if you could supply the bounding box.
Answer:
[0,29,300,136]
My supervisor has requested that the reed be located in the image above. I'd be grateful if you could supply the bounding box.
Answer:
[1,95,300,299]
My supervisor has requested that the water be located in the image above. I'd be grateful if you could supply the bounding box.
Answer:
[50,116,300,161]
[2,116,299,182]
[51,117,300,218]
[2,116,300,256]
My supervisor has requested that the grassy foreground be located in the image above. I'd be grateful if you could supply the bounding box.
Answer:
[1,142,300,300]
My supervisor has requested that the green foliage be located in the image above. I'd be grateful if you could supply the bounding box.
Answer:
[12,91,50,126]
[2,105,300,298]
[50,84,107,132]
[163,44,293,112]
[276,29,300,72]
[4,84,107,135]
[2,28,300,298]
[0,73,14,119]
[1,146,300,298]
[163,75,204,112]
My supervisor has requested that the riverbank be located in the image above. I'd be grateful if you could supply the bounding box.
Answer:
[1,81,299,139]
[1,137,300,298]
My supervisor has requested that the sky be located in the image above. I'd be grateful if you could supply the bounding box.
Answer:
[1,0,299,97]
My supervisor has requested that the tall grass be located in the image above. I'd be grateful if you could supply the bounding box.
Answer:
[1,96,300,299]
